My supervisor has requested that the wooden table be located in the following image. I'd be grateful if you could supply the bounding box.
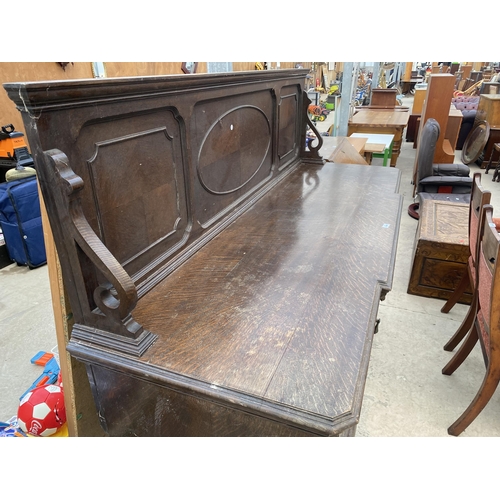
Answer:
[480,127,500,169]
[348,109,410,167]
[407,197,472,304]
[401,78,424,95]
[350,132,394,166]
[320,136,368,164]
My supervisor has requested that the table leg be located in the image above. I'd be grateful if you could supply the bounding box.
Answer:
[383,142,394,166]
[486,148,495,174]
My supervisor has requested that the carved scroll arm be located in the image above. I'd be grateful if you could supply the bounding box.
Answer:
[44,149,142,338]
[300,91,324,164]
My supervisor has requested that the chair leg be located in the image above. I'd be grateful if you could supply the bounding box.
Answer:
[443,295,478,352]
[442,323,479,376]
[448,365,500,436]
[441,271,471,314]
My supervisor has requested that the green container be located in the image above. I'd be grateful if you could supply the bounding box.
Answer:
[324,102,335,110]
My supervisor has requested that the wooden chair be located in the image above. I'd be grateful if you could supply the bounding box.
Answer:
[442,205,500,436]
[441,173,491,353]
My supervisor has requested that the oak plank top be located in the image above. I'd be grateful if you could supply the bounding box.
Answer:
[133,162,402,428]
[349,108,410,127]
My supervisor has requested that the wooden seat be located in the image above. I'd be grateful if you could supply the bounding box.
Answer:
[442,205,500,436]
[441,174,491,352]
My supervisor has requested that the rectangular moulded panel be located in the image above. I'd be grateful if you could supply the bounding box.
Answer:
[76,108,190,277]
[278,84,301,166]
[87,363,317,437]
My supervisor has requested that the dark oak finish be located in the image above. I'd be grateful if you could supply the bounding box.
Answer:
[4,70,402,436]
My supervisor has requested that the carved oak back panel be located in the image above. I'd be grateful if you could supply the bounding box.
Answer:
[4,70,314,350]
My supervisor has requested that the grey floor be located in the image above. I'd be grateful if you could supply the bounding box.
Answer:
[1,94,500,437]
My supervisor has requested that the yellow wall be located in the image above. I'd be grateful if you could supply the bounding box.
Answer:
[0,62,94,135]
[104,62,208,77]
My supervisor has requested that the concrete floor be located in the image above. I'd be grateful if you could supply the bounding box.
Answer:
[1,93,500,436]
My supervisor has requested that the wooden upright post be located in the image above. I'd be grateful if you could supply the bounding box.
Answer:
[420,74,456,163]
[413,74,456,192]
[404,62,413,81]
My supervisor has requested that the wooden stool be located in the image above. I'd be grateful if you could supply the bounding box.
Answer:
[486,143,500,181]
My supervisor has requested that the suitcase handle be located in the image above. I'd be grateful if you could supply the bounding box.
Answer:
[1,124,15,134]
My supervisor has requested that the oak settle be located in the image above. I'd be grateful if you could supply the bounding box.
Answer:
[4,70,402,436]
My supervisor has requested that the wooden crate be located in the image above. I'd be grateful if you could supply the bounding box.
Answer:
[408,198,472,304]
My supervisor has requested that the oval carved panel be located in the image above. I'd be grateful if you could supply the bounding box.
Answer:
[197,106,271,194]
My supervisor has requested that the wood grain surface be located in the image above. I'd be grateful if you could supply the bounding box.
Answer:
[130,163,402,432]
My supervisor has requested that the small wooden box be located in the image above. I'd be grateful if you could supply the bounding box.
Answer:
[408,198,472,304]
[371,88,397,107]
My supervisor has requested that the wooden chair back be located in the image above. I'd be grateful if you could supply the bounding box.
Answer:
[476,206,500,361]
[441,173,490,335]
[469,173,492,274]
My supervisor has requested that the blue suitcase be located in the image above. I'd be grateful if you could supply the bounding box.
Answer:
[0,176,46,268]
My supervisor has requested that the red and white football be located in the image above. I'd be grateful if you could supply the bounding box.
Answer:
[17,384,66,437]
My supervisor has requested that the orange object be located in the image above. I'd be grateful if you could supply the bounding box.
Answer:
[308,104,322,116]
[33,352,54,366]
[0,124,30,160]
